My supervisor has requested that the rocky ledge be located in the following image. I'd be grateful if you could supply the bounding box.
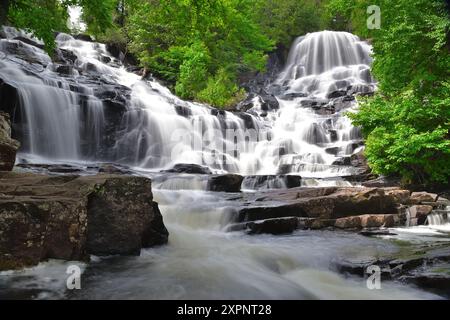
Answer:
[0,172,168,271]
[227,187,448,235]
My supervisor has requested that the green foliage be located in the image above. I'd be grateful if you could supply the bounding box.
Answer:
[341,0,450,184]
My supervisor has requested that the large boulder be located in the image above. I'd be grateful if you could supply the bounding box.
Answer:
[0,172,168,271]
[0,112,20,171]
[207,174,243,192]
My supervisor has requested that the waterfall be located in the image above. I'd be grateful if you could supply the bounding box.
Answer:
[0,28,374,180]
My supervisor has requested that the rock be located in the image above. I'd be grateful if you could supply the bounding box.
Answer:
[410,192,438,204]
[13,36,44,50]
[325,147,340,155]
[334,214,397,229]
[280,92,307,100]
[0,112,20,171]
[359,229,398,237]
[207,174,243,192]
[74,34,93,42]
[241,175,302,190]
[328,130,338,142]
[56,65,73,75]
[409,205,433,225]
[0,172,168,271]
[362,176,402,188]
[174,105,192,117]
[258,94,279,111]
[98,163,132,175]
[246,217,298,235]
[332,157,351,166]
[162,163,212,174]
[327,90,347,99]
[346,84,375,96]
[384,189,411,204]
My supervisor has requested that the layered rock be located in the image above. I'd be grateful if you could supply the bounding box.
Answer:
[0,172,168,271]
[0,112,20,171]
[207,174,243,192]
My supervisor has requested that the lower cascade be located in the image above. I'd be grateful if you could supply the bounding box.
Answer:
[1,26,449,300]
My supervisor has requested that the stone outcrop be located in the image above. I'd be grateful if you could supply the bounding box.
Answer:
[0,112,20,171]
[0,172,168,271]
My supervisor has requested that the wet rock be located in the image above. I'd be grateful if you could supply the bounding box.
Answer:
[325,147,340,155]
[362,176,402,188]
[409,205,433,225]
[384,189,411,205]
[0,112,20,171]
[359,229,398,237]
[246,217,298,235]
[12,37,44,50]
[332,157,351,166]
[328,130,338,142]
[56,65,73,75]
[207,174,243,192]
[334,214,397,229]
[98,163,132,175]
[0,172,168,271]
[162,163,212,175]
[346,84,375,96]
[238,187,402,222]
[74,34,93,42]
[259,93,280,111]
[410,192,439,204]
[242,175,302,190]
